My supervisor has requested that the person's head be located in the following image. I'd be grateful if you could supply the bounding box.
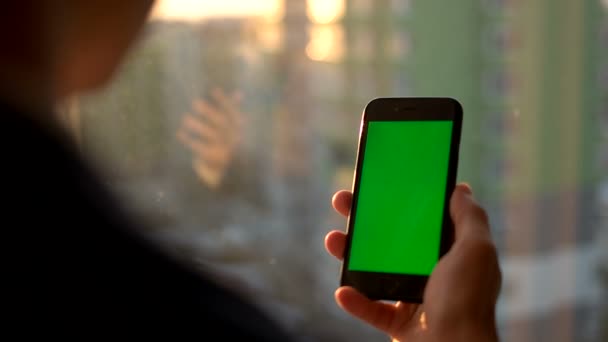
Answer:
[0,0,155,105]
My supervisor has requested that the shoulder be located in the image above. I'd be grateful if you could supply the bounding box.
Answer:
[0,102,291,341]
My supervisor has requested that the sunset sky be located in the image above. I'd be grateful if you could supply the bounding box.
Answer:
[150,0,283,21]
[150,0,344,24]
[150,0,345,62]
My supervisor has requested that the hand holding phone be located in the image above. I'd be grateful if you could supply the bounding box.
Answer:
[340,97,463,303]
[326,185,501,342]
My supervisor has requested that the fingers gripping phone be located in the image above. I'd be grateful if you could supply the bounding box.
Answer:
[340,97,463,303]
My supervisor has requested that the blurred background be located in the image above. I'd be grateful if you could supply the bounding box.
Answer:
[58,0,608,341]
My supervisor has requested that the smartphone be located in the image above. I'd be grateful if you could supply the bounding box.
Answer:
[340,97,463,303]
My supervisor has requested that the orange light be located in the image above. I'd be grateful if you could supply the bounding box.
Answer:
[151,0,284,22]
[306,0,345,24]
[306,25,343,62]
[419,311,428,330]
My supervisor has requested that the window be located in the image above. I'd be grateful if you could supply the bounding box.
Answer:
[69,1,608,341]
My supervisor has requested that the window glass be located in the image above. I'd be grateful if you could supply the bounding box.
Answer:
[65,1,608,340]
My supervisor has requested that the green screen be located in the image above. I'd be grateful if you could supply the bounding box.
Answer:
[348,120,453,275]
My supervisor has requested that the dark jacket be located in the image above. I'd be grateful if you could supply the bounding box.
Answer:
[2,99,290,340]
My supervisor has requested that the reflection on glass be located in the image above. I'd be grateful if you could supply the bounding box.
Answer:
[176,89,244,188]
[306,24,344,62]
[258,24,283,52]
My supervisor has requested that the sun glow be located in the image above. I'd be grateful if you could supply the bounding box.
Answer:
[151,0,283,22]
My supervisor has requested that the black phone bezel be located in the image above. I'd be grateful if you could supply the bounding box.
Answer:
[339,97,463,303]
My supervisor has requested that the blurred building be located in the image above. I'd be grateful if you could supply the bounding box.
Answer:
[499,1,605,341]
[309,0,608,341]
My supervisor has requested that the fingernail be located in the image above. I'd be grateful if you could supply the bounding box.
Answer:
[459,183,473,195]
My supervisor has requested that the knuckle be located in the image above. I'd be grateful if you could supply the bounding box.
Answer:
[473,239,498,260]
[461,237,498,263]
[468,204,490,226]
[475,239,498,260]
